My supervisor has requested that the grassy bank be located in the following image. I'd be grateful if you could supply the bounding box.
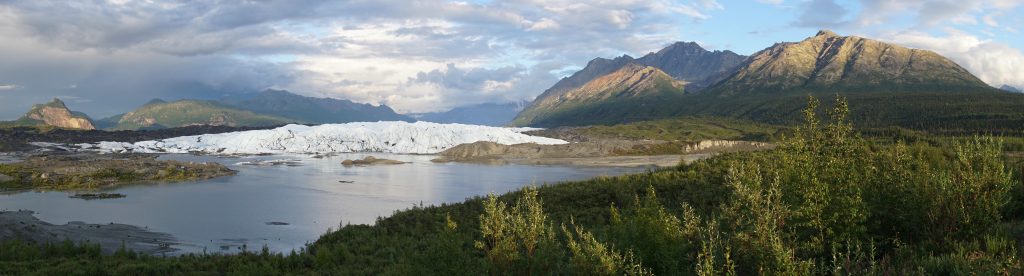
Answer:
[2,97,1023,274]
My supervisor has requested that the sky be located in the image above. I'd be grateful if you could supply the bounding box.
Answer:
[0,0,1022,119]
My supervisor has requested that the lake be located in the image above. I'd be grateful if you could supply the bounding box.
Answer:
[0,153,648,254]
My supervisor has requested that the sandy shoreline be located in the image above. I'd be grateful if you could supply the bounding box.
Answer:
[0,210,177,255]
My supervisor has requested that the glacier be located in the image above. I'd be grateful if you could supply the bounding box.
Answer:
[85,121,567,155]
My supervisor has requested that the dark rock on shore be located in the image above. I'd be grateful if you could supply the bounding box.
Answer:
[69,193,127,200]
[341,156,408,166]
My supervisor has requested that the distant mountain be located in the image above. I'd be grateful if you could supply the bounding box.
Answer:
[1,98,96,130]
[636,42,746,89]
[1001,85,1022,93]
[532,42,746,108]
[534,55,639,109]
[109,100,295,130]
[511,63,686,127]
[708,30,990,95]
[413,101,527,126]
[220,90,412,124]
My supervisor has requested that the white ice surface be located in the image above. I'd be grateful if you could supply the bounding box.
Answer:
[88,122,566,155]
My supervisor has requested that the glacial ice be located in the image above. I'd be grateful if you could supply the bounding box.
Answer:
[88,122,567,155]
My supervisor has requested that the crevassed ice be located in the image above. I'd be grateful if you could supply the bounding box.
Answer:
[88,122,567,155]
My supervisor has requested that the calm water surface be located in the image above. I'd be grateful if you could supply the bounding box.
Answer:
[0,153,646,254]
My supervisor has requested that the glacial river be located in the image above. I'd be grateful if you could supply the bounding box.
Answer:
[0,153,646,254]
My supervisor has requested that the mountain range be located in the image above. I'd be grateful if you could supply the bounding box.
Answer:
[101,91,413,130]
[4,90,414,130]
[5,30,1023,132]
[708,30,988,95]
[99,99,295,130]
[530,42,745,111]
[510,64,686,126]
[412,101,528,126]
[1001,85,1022,93]
[511,30,1024,131]
[219,90,412,124]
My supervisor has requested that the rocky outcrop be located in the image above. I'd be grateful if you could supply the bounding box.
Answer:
[21,98,95,130]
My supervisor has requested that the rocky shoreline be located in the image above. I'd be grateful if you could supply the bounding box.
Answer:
[0,210,177,255]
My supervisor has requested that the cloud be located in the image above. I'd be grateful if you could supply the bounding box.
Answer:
[792,0,850,28]
[794,0,851,27]
[882,29,1024,89]
[982,13,1000,27]
[0,28,293,118]
[0,0,730,118]
[0,84,19,90]
[695,0,725,10]
[850,0,1024,28]
[0,0,330,56]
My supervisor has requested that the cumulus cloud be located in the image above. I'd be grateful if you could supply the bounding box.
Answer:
[881,29,1024,89]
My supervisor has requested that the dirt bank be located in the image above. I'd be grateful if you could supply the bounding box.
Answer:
[0,210,177,255]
